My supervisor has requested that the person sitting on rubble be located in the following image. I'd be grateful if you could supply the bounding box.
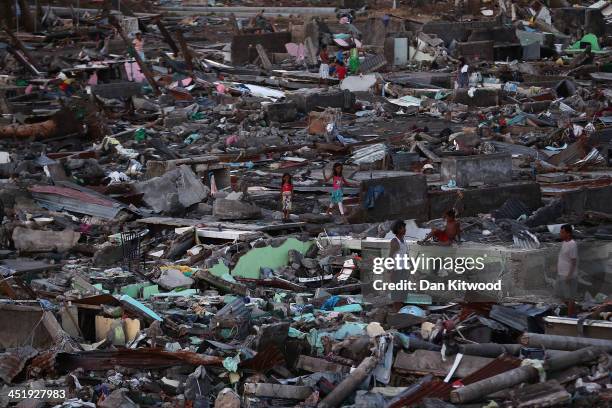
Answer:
[556,224,578,317]
[133,32,145,61]
[280,173,293,223]
[323,162,357,221]
[319,45,330,86]
[419,209,461,246]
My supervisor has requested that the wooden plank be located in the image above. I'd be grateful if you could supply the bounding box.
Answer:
[137,217,305,232]
[304,37,318,66]
[544,316,612,341]
[196,228,262,241]
[256,44,273,70]
[416,141,441,163]
[296,355,351,374]
[243,383,313,400]
[394,350,493,378]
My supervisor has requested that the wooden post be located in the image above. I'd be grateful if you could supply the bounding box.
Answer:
[154,16,180,56]
[255,44,272,70]
[17,0,35,32]
[175,29,194,72]
[2,24,41,71]
[109,16,161,95]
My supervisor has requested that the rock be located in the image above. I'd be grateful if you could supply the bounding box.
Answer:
[135,165,209,213]
[157,268,195,290]
[93,241,123,267]
[366,322,385,337]
[196,202,213,215]
[213,199,262,220]
[214,388,240,408]
[299,213,333,224]
[301,258,319,269]
[12,227,80,252]
[98,388,138,408]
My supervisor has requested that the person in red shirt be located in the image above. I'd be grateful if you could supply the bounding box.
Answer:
[335,61,347,81]
[280,173,293,222]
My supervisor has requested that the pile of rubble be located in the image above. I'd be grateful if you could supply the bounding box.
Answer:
[0,0,611,407]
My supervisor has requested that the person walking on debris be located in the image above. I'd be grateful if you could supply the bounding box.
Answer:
[389,220,408,261]
[556,224,578,317]
[323,163,356,221]
[319,45,330,86]
[280,173,293,223]
[456,57,469,89]
[389,220,409,306]
[419,209,461,246]
[133,32,145,61]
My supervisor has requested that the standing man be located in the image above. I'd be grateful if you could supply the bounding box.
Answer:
[556,224,578,317]
[388,220,408,308]
[457,57,469,89]
[133,32,145,61]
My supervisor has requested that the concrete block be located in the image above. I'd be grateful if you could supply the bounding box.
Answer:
[422,19,501,45]
[213,198,262,220]
[441,153,512,188]
[359,174,428,222]
[453,88,501,107]
[428,182,542,218]
[287,88,355,113]
[562,185,612,215]
[92,82,143,99]
[135,165,209,213]
[231,32,292,64]
[457,41,494,62]
[264,101,298,122]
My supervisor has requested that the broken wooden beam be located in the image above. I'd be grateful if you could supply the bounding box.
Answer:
[318,354,380,408]
[255,43,273,70]
[416,141,441,163]
[175,29,194,72]
[154,17,180,55]
[244,383,313,400]
[2,24,42,73]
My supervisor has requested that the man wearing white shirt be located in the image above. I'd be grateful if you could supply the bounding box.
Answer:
[556,224,578,317]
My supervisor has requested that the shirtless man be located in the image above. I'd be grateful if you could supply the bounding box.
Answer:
[419,209,461,246]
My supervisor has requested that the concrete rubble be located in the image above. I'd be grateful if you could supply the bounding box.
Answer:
[0,0,611,407]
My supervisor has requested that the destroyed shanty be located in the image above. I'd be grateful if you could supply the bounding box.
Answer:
[0,0,612,406]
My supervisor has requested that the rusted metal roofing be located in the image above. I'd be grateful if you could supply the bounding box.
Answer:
[389,354,521,407]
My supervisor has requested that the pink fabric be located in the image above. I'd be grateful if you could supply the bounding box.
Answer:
[225,135,239,146]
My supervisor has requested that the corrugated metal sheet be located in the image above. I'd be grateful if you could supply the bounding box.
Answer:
[492,197,531,220]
